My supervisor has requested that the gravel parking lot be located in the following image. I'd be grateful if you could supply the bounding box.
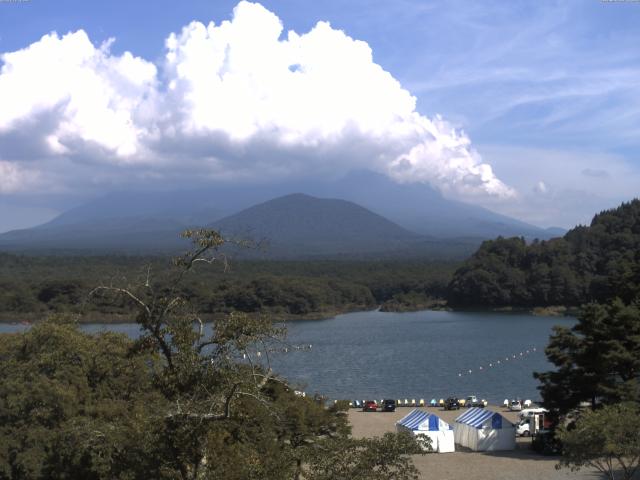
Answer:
[348,406,602,480]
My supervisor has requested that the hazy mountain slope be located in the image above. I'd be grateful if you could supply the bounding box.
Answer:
[316,170,555,239]
[545,226,568,236]
[0,192,469,258]
[0,217,189,254]
[43,190,233,228]
[210,193,426,257]
[0,170,559,255]
[38,170,553,241]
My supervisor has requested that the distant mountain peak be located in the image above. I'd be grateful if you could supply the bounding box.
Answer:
[0,169,557,256]
[209,193,422,258]
[262,192,319,203]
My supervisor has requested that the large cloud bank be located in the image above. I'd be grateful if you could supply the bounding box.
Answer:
[0,1,514,199]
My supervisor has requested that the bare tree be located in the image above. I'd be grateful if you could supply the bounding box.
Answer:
[88,229,284,479]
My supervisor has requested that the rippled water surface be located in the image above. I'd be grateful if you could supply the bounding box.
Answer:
[271,310,574,404]
[1,310,574,404]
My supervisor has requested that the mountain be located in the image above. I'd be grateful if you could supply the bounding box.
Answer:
[0,217,189,254]
[0,170,558,256]
[0,187,276,254]
[31,171,555,241]
[312,170,555,239]
[43,189,236,228]
[210,193,427,258]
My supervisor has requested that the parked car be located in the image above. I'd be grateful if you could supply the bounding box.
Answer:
[516,417,532,437]
[381,399,396,412]
[363,400,378,412]
[444,397,460,410]
[509,400,523,411]
[465,395,485,408]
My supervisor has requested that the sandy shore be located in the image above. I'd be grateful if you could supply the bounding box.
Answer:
[348,405,601,480]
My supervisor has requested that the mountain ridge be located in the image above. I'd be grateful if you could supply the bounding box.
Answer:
[209,193,425,258]
[0,171,564,257]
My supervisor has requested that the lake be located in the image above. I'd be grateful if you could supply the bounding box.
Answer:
[0,309,574,404]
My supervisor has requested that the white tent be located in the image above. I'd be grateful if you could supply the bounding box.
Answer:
[454,407,516,451]
[396,409,455,453]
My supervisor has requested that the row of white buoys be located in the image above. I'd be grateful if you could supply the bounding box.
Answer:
[456,346,538,377]
[271,344,313,354]
[241,344,313,359]
[288,344,313,352]
[266,344,314,355]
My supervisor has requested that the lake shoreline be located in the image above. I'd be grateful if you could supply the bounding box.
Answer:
[0,302,578,325]
[1,309,576,403]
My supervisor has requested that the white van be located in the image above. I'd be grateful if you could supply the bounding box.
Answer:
[517,409,550,437]
[519,407,548,419]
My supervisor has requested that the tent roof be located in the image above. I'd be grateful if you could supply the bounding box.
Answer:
[397,409,452,431]
[455,407,513,429]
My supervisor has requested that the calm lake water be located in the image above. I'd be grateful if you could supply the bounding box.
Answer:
[0,309,574,404]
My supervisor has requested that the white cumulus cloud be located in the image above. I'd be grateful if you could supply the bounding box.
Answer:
[0,29,157,159]
[0,1,514,200]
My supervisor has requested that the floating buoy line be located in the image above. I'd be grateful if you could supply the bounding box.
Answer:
[456,346,538,378]
[242,343,313,359]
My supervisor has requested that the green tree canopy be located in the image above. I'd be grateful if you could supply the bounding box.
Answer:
[306,431,426,480]
[448,199,640,308]
[0,317,165,479]
[534,299,640,414]
[556,402,640,480]
[0,230,424,480]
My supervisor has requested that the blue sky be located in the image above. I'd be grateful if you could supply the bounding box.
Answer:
[0,0,639,231]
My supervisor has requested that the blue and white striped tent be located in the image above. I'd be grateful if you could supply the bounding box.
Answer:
[396,409,455,453]
[454,407,515,451]
[456,408,507,429]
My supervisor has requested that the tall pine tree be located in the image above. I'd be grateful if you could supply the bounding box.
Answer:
[535,299,640,414]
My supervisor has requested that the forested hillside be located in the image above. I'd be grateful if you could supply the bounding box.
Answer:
[448,200,640,307]
[0,255,455,321]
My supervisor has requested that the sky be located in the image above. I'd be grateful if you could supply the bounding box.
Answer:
[0,0,639,232]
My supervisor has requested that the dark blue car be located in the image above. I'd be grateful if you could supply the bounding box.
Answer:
[382,399,396,412]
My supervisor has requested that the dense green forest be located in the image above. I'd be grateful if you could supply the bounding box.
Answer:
[448,200,640,308]
[0,254,456,322]
[0,231,425,479]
